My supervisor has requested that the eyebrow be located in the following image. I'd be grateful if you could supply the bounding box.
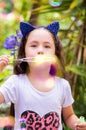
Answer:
[29,41,51,44]
[29,41,38,44]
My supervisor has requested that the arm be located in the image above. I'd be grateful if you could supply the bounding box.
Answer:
[0,55,9,104]
[62,105,86,130]
[62,105,78,130]
[0,92,5,104]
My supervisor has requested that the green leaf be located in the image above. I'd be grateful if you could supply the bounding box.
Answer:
[65,65,86,77]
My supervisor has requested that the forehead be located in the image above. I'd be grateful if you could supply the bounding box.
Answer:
[27,28,54,40]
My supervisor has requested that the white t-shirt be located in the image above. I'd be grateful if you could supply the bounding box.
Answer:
[0,74,74,130]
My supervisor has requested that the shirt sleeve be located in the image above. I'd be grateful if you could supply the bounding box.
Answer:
[0,75,17,104]
[62,80,74,107]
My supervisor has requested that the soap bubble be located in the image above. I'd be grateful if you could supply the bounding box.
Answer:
[49,0,62,7]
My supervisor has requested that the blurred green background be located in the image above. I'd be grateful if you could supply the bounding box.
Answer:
[0,0,86,129]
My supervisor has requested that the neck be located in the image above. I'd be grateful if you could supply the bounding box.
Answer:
[27,67,55,92]
[28,63,53,79]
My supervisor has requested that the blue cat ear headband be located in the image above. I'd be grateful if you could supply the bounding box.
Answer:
[20,21,60,37]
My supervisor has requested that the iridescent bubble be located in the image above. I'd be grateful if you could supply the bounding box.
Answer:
[33,54,56,66]
[49,0,62,7]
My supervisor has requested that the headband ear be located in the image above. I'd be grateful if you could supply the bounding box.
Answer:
[45,22,59,36]
[20,22,35,37]
[20,21,60,37]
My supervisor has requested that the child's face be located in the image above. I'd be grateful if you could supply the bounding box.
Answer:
[25,28,56,71]
[25,28,55,58]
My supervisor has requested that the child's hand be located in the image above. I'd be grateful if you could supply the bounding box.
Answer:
[0,55,9,73]
[75,122,86,130]
[75,116,86,130]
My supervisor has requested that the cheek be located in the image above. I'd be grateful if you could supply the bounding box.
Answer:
[25,47,29,57]
[50,45,55,54]
[45,48,55,55]
[25,47,34,57]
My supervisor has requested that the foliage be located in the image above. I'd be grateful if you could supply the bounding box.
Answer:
[0,67,12,86]
[66,64,86,77]
[74,76,86,117]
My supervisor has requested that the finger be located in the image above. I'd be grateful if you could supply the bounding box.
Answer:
[0,56,9,64]
[76,124,86,130]
[77,122,86,127]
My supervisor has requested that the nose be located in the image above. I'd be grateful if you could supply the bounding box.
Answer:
[37,46,44,54]
[38,52,43,54]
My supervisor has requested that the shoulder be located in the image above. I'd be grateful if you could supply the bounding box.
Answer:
[9,74,26,79]
[55,76,71,92]
[55,76,69,86]
[4,74,26,83]
[55,77,74,107]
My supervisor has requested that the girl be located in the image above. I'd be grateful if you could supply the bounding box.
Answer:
[0,22,86,130]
